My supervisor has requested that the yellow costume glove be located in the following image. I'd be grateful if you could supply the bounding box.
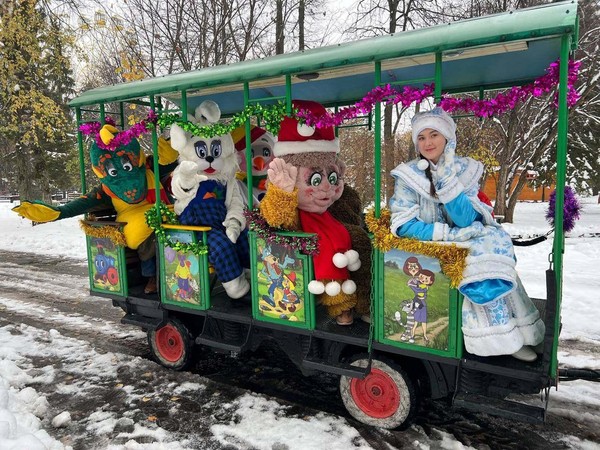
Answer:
[12,201,61,223]
[158,137,179,165]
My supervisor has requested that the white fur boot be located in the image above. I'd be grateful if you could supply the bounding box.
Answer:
[222,274,250,299]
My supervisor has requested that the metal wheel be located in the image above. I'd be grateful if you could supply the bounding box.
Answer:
[148,318,195,370]
[340,357,417,429]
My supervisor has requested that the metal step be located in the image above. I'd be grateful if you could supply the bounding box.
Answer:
[302,357,370,379]
[453,393,545,423]
[194,336,247,352]
[121,314,165,330]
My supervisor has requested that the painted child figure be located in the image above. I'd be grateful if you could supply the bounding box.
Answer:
[389,107,544,361]
[260,100,361,326]
[231,125,276,205]
[169,100,250,299]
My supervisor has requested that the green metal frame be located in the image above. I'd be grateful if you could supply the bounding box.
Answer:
[158,229,211,311]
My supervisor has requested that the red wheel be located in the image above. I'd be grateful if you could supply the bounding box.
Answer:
[340,357,417,429]
[106,266,119,285]
[148,318,195,370]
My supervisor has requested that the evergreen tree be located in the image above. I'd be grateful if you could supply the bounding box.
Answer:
[0,0,75,201]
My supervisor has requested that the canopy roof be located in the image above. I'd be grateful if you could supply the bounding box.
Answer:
[70,1,578,114]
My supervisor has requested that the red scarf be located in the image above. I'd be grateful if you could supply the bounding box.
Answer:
[298,210,351,281]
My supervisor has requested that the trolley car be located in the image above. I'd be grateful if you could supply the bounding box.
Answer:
[67,1,584,428]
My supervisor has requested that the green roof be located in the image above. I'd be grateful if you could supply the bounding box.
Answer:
[69,1,578,113]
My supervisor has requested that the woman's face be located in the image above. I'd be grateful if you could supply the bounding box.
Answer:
[296,164,344,213]
[407,262,420,276]
[417,128,446,164]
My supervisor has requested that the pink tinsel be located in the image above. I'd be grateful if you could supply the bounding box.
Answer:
[295,59,580,126]
[79,111,158,151]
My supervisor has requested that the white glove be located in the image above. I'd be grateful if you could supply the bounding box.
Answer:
[171,161,208,200]
[431,141,457,190]
[443,221,485,242]
[224,218,242,243]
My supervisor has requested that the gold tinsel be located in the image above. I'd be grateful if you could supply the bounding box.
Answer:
[79,220,127,247]
[365,208,469,288]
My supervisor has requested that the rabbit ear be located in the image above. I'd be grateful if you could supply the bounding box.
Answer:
[195,100,221,125]
[169,123,188,151]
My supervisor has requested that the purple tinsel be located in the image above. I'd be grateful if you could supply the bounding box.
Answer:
[79,110,158,151]
[546,186,582,233]
[294,59,580,126]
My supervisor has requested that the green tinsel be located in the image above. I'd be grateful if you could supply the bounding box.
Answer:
[157,102,293,138]
[145,203,208,256]
[245,209,319,256]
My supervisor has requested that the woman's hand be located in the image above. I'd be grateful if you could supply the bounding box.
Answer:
[267,158,298,193]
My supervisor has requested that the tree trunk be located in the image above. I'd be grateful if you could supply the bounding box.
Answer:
[275,0,284,54]
[298,0,305,50]
[383,103,395,202]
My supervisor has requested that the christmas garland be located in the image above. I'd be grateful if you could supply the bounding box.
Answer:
[365,208,468,288]
[157,103,290,138]
[79,220,127,247]
[145,203,208,256]
[245,209,320,256]
[79,110,158,151]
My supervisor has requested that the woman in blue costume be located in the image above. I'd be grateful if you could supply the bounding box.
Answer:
[389,108,544,361]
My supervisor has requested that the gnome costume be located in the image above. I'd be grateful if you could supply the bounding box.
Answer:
[260,100,361,325]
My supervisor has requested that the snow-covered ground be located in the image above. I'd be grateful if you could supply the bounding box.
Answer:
[0,197,599,449]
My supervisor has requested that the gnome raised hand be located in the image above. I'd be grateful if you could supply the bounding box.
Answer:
[169,100,250,299]
[260,100,360,325]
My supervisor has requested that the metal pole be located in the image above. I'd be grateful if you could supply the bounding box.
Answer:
[244,82,253,209]
[374,61,382,218]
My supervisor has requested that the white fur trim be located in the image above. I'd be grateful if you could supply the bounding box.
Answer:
[297,123,316,137]
[308,280,325,295]
[462,319,524,356]
[325,281,341,296]
[391,157,483,203]
[389,204,420,236]
[432,222,448,241]
[333,252,349,268]
[459,254,518,299]
[342,279,357,294]
[274,138,339,157]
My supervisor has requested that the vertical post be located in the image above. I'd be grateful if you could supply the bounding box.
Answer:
[119,102,125,129]
[150,96,161,221]
[374,61,382,218]
[550,34,571,376]
[285,74,292,114]
[434,52,442,102]
[99,103,106,124]
[75,107,87,193]
[244,82,253,209]
[181,91,188,117]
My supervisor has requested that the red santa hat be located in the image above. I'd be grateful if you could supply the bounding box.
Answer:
[274,100,339,157]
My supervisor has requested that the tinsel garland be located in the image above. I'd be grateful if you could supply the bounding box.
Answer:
[546,186,582,233]
[157,103,290,138]
[365,208,468,288]
[245,209,319,256]
[145,203,208,256]
[79,220,127,247]
[295,59,580,126]
[79,110,158,151]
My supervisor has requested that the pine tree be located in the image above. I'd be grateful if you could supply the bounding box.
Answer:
[0,0,75,201]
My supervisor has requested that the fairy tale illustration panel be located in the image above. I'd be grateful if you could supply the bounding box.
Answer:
[381,249,457,355]
[251,236,314,329]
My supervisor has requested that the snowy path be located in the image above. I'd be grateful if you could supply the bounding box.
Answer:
[1,249,600,449]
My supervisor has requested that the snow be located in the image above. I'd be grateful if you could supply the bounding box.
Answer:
[1,198,600,448]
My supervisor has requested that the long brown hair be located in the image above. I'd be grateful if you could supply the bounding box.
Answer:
[420,155,437,197]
